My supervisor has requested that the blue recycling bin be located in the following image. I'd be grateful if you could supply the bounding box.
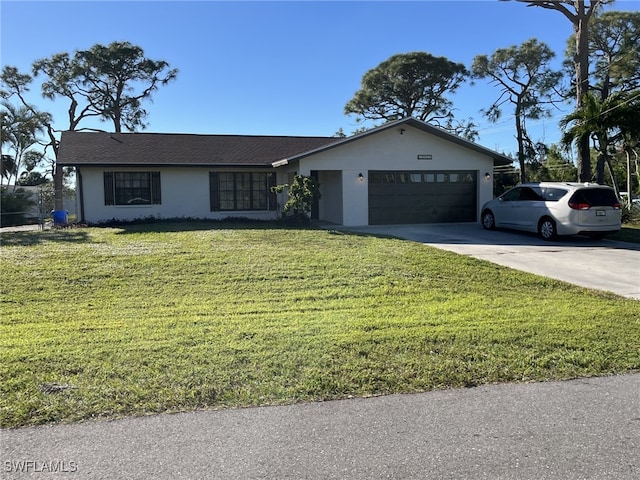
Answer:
[52,210,68,226]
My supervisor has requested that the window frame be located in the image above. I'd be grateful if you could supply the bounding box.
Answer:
[103,171,161,206]
[209,171,276,212]
[368,170,476,184]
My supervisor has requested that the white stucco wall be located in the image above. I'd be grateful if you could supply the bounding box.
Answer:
[76,124,499,226]
[78,167,279,223]
[296,124,496,226]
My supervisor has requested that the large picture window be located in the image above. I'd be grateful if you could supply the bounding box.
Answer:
[210,172,276,211]
[104,172,161,205]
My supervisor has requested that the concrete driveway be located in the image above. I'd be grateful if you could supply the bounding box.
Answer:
[338,223,640,300]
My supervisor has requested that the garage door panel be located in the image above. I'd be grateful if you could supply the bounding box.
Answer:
[369,170,477,225]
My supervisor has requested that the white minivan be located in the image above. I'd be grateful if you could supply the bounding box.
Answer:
[481,182,622,240]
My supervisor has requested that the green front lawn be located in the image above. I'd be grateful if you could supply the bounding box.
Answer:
[1,222,638,428]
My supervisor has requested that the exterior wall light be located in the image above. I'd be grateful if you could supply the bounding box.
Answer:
[485,172,492,180]
[358,173,364,182]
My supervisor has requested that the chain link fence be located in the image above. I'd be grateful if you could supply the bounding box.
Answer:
[0,185,76,229]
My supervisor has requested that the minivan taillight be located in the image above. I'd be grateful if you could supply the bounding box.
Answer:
[613,202,621,210]
[569,201,590,210]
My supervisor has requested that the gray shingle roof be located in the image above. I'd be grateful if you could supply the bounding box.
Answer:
[57,131,340,167]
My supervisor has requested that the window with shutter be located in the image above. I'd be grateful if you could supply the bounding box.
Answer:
[104,172,115,205]
[209,172,220,211]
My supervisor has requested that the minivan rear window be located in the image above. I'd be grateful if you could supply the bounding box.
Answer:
[569,188,619,207]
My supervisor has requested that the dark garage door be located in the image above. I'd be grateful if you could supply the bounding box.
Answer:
[368,171,477,225]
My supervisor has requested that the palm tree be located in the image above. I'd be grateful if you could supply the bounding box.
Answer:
[1,155,17,187]
[611,93,640,208]
[0,101,50,190]
[561,93,599,182]
[1,107,17,188]
[560,91,640,190]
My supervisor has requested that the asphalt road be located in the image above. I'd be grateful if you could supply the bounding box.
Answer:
[2,374,639,479]
[340,223,640,300]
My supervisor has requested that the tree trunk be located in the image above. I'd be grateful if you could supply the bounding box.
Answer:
[595,152,605,185]
[625,147,635,211]
[575,4,592,182]
[520,1,601,182]
[627,149,632,210]
[605,156,620,197]
[46,124,64,212]
[515,108,527,183]
[53,166,64,211]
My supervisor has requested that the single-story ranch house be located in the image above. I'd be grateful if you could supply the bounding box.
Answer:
[57,117,512,226]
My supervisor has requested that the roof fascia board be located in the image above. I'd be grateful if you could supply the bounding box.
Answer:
[65,163,275,169]
[272,159,289,168]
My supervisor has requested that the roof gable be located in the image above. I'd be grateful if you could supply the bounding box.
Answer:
[57,131,340,167]
[273,117,512,167]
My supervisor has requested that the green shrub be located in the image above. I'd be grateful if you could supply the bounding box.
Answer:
[271,174,321,226]
[0,187,36,226]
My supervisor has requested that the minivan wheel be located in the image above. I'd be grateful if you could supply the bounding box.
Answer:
[482,210,495,230]
[538,217,557,240]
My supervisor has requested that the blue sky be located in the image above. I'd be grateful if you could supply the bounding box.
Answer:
[1,0,638,158]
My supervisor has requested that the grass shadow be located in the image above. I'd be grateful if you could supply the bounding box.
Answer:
[609,224,640,245]
[0,229,92,247]
[108,218,317,235]
[325,228,400,242]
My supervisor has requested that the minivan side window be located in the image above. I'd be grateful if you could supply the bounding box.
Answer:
[519,187,544,201]
[543,188,568,202]
[501,188,521,202]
